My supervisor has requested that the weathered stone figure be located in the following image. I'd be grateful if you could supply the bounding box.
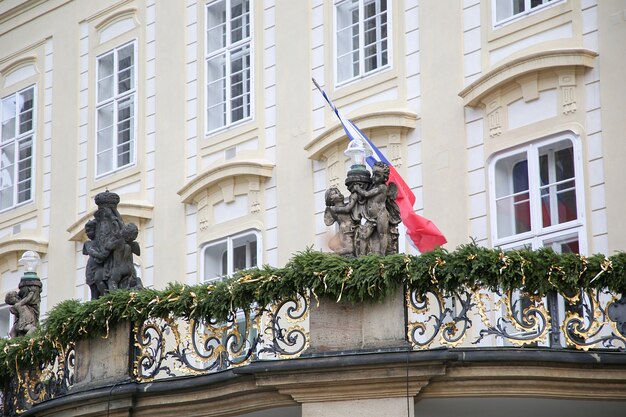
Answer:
[84,191,143,299]
[324,187,357,256]
[324,161,401,257]
[5,288,38,338]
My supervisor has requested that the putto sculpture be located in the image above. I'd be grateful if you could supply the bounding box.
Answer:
[83,191,143,299]
[325,140,401,257]
[6,251,42,338]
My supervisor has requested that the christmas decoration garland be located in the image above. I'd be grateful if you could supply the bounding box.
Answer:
[1,244,625,381]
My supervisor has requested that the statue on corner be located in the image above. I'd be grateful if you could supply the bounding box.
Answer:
[83,191,143,299]
[325,161,401,257]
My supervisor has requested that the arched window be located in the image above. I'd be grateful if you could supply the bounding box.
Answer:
[490,132,584,253]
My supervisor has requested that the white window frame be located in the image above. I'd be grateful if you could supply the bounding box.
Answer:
[205,0,254,135]
[201,229,262,283]
[334,0,391,86]
[492,0,564,27]
[489,132,586,254]
[95,40,138,178]
[0,85,36,212]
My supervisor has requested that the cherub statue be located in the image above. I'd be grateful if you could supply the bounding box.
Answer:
[107,223,141,291]
[84,191,143,298]
[324,187,357,256]
[352,162,401,255]
[5,289,38,338]
[83,219,108,299]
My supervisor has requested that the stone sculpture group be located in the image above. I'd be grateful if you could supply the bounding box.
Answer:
[83,191,143,299]
[324,161,401,257]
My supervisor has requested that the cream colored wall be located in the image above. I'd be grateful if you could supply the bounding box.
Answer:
[0,1,81,312]
[0,0,624,322]
[597,0,626,254]
[419,0,468,248]
[274,0,314,265]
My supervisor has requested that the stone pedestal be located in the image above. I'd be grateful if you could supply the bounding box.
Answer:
[73,321,131,390]
[308,287,408,352]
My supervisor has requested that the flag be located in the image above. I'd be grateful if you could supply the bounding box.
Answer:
[312,78,446,253]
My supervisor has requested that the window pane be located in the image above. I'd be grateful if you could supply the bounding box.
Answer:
[337,0,359,83]
[555,147,575,182]
[496,0,525,21]
[232,233,258,271]
[207,54,227,131]
[230,46,250,122]
[118,45,134,94]
[97,149,114,176]
[539,140,577,228]
[97,104,114,154]
[207,1,227,53]
[544,235,579,254]
[1,96,16,142]
[495,155,530,238]
[233,244,247,272]
[117,97,134,168]
[204,240,228,281]
[97,53,115,102]
[230,0,250,44]
[18,88,34,134]
[0,144,15,209]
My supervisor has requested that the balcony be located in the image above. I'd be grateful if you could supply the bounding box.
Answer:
[2,246,626,416]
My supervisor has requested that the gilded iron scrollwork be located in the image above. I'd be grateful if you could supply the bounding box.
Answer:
[562,289,626,350]
[133,311,260,381]
[132,295,310,381]
[4,343,75,415]
[475,290,550,346]
[407,287,626,350]
[258,293,310,358]
[406,289,474,349]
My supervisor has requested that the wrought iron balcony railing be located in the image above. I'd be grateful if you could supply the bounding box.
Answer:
[4,249,626,415]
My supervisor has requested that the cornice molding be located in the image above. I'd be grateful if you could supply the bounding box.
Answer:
[178,159,274,204]
[305,110,418,161]
[459,48,598,107]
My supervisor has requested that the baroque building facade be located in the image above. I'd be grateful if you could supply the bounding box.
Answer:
[1,0,626,416]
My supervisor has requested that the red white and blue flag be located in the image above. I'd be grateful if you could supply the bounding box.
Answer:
[312,78,446,253]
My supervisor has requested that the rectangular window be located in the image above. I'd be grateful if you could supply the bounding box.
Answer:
[96,42,136,177]
[206,0,252,133]
[203,230,259,282]
[494,0,557,25]
[491,135,584,252]
[0,86,35,211]
[336,0,389,85]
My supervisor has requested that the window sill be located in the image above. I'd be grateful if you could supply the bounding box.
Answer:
[0,201,38,229]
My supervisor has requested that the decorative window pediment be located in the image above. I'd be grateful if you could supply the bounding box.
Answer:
[178,159,274,205]
[0,234,47,272]
[178,159,273,233]
[94,9,138,45]
[459,49,597,107]
[0,57,38,89]
[66,199,153,241]
[304,109,417,161]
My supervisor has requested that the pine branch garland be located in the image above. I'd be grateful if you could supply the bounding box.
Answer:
[1,244,626,382]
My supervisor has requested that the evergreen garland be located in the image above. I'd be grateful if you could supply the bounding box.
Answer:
[1,244,625,381]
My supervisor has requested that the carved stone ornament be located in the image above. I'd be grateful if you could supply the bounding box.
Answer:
[5,251,42,338]
[5,282,41,338]
[325,161,401,257]
[83,191,143,300]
